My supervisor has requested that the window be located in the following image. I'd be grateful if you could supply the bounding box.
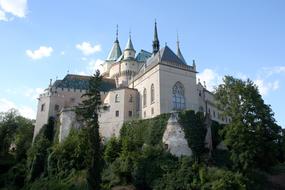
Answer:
[70,98,75,103]
[151,84,155,104]
[199,106,204,112]
[129,95,133,102]
[172,82,186,110]
[41,104,45,112]
[213,111,216,118]
[128,111,132,117]
[143,88,147,107]
[54,104,60,112]
[144,111,146,118]
[115,94,120,102]
[115,110,119,117]
[151,107,154,115]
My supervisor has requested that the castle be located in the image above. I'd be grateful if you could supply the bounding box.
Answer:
[34,22,229,142]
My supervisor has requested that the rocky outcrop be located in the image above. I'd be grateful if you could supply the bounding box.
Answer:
[162,112,192,157]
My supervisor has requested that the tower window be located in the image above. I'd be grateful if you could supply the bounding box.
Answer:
[151,84,155,104]
[115,94,120,103]
[143,88,147,107]
[151,107,154,115]
[115,110,119,117]
[129,95,133,102]
[54,104,60,112]
[128,111,132,117]
[41,104,45,112]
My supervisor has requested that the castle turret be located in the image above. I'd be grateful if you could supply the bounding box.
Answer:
[106,25,122,61]
[152,21,160,54]
[123,33,136,60]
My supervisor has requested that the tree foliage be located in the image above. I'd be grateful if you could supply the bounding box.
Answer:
[215,76,282,172]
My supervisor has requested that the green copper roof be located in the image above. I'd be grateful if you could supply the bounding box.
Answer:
[136,49,152,62]
[125,36,135,51]
[106,40,122,61]
[53,74,116,91]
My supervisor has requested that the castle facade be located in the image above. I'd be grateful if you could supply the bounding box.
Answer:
[34,23,229,142]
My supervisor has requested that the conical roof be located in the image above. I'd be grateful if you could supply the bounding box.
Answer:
[125,36,135,51]
[106,39,122,61]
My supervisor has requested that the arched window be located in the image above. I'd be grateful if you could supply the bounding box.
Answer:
[115,94,120,102]
[151,84,155,104]
[129,95,133,102]
[172,82,186,110]
[143,88,147,107]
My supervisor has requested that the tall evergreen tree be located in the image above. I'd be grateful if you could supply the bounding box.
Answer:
[76,70,102,190]
[215,76,281,172]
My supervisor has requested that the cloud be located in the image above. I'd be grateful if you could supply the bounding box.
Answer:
[0,98,36,119]
[197,69,223,91]
[24,87,44,100]
[76,42,101,56]
[88,59,104,74]
[260,66,285,78]
[0,9,7,21]
[254,79,279,96]
[77,59,104,76]
[26,46,53,60]
[0,0,28,20]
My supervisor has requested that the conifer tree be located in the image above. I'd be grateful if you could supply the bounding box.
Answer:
[76,70,102,190]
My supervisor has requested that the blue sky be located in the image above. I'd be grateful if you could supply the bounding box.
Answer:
[0,0,284,127]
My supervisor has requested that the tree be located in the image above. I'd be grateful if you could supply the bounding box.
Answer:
[76,70,102,190]
[215,76,281,172]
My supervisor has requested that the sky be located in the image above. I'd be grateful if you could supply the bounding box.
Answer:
[0,0,284,127]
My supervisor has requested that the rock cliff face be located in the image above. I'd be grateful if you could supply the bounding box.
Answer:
[162,112,192,157]
[59,108,82,142]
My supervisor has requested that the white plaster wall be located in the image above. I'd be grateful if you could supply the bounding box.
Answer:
[131,64,160,119]
[159,64,200,114]
[99,88,138,139]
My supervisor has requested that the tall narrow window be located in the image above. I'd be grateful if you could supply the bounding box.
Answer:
[115,94,120,102]
[143,88,147,107]
[129,95,133,102]
[151,84,155,104]
[172,82,186,110]
[41,104,45,112]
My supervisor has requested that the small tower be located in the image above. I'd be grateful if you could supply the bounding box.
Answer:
[106,25,122,61]
[123,32,136,60]
[176,33,186,64]
[152,21,160,54]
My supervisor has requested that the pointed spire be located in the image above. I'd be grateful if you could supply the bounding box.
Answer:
[125,31,134,50]
[176,33,186,64]
[115,24,119,42]
[106,25,122,61]
[152,20,160,54]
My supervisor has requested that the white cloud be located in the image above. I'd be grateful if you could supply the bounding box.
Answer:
[197,68,223,91]
[26,46,53,60]
[0,98,36,119]
[254,79,279,96]
[0,0,27,20]
[0,9,7,21]
[76,59,104,76]
[88,59,104,74]
[76,42,101,56]
[24,87,44,100]
[60,51,65,55]
[259,66,285,78]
